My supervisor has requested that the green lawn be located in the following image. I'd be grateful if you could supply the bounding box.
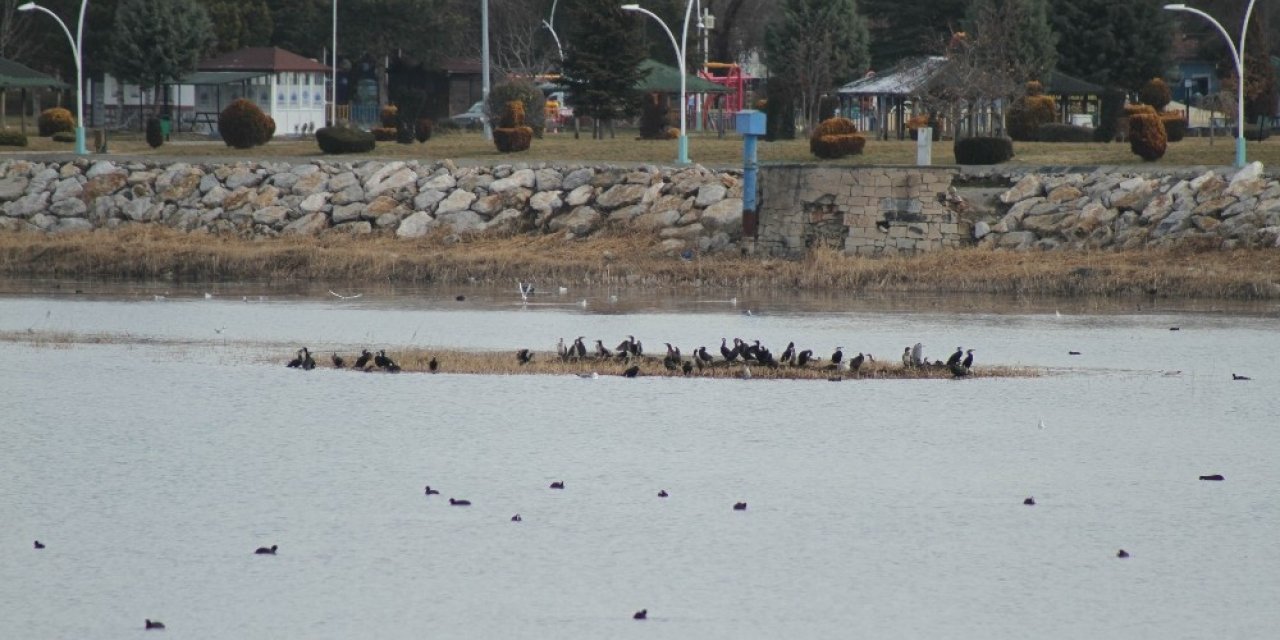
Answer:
[5,128,1273,168]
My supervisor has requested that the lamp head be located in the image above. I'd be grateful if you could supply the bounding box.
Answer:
[703,11,716,30]
[18,2,38,11]
[621,3,641,10]
[1163,3,1187,10]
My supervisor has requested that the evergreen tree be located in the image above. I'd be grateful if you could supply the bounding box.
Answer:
[1049,0,1170,91]
[861,0,967,69]
[764,0,869,130]
[200,0,274,54]
[109,0,213,94]
[265,0,330,58]
[560,1,646,137]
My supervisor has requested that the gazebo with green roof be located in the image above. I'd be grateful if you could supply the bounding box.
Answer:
[0,57,71,134]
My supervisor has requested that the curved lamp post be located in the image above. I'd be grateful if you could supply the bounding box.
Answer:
[623,1,697,165]
[20,0,88,155]
[1164,1,1258,168]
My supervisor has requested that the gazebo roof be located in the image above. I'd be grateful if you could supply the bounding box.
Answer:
[0,57,70,90]
[838,56,949,97]
[637,59,729,94]
[198,47,329,73]
[1042,70,1104,96]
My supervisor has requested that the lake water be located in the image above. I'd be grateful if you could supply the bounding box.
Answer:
[2,286,1279,639]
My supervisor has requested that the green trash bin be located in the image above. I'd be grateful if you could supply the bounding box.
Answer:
[159,115,172,140]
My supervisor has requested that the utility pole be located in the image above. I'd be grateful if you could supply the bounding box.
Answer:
[481,0,492,141]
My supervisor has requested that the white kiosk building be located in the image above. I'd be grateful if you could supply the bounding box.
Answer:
[187,47,330,137]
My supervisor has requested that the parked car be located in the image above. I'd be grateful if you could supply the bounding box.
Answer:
[449,101,487,129]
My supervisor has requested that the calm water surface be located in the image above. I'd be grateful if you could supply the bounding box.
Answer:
[2,288,1278,639]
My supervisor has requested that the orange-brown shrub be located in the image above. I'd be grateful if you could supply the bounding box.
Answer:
[1008,94,1057,141]
[494,100,533,153]
[1160,111,1187,142]
[380,105,399,128]
[1139,78,1172,112]
[1129,113,1167,161]
[38,107,75,137]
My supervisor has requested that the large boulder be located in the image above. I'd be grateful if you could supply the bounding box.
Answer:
[700,198,743,232]
[282,212,329,236]
[489,169,536,193]
[396,211,438,238]
[436,189,477,214]
[549,206,602,235]
[595,184,646,209]
[999,174,1042,204]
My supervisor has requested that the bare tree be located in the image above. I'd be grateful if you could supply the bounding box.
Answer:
[0,0,48,62]
[489,0,560,79]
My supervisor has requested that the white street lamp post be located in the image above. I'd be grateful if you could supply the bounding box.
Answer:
[482,0,492,141]
[20,0,88,155]
[1164,1,1258,168]
[331,0,337,125]
[543,0,565,61]
[623,1,697,165]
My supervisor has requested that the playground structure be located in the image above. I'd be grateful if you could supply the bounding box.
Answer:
[695,61,749,132]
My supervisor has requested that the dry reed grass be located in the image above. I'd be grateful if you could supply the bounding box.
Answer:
[1,227,1278,299]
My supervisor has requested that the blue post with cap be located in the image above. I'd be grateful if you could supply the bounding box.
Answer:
[735,109,765,238]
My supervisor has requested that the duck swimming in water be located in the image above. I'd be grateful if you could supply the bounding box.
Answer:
[424,485,440,495]
[145,619,165,630]
[550,481,565,489]
[733,502,748,511]
[450,498,471,506]
[255,545,277,555]
[33,540,45,549]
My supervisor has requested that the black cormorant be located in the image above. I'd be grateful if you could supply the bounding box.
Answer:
[658,490,668,498]
[946,347,963,367]
[681,360,693,375]
[633,609,647,620]
[353,349,372,369]
[428,357,439,373]
[516,349,533,365]
[145,619,165,630]
[450,498,471,506]
[331,352,345,368]
[1117,549,1130,558]
[830,347,844,365]
[1023,497,1035,505]
[254,545,278,555]
[1199,474,1224,481]
[850,352,865,372]
[550,481,565,489]
[623,365,640,378]
[733,502,748,511]
[962,349,974,369]
[595,340,613,359]
[780,342,796,365]
[33,540,44,549]
[796,350,814,367]
[1232,373,1251,380]
[720,338,739,362]
[424,485,440,495]
[374,350,391,368]
[511,514,522,522]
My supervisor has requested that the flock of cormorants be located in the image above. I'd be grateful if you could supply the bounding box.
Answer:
[283,337,982,380]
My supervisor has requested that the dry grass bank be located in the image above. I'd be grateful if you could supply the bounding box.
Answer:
[1,227,1278,299]
[8,131,1279,167]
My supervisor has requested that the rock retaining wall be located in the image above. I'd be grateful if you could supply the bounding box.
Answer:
[974,162,1280,250]
[0,159,746,255]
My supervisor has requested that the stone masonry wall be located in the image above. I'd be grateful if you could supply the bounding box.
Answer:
[752,165,968,257]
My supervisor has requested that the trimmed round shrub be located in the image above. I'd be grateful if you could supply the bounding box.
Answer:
[1128,113,1167,161]
[809,117,864,159]
[146,117,164,148]
[51,130,76,143]
[486,80,546,138]
[954,136,1014,165]
[395,120,414,144]
[1037,123,1094,143]
[1008,94,1057,141]
[415,118,433,143]
[493,100,533,153]
[811,134,867,158]
[639,92,670,140]
[0,130,29,147]
[38,107,75,137]
[380,105,399,128]
[315,126,376,154]
[1139,78,1172,113]
[371,127,397,141]
[1160,112,1187,142]
[218,99,272,148]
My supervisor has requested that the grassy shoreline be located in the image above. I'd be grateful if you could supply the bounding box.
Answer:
[2,228,1279,300]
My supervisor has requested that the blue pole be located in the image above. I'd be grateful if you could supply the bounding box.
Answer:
[742,133,758,214]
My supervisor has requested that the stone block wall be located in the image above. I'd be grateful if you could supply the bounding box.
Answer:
[752,165,969,257]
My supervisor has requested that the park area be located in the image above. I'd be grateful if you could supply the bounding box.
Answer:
[8,129,1277,168]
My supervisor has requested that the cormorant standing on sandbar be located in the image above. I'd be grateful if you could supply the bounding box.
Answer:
[616,335,635,354]
[428,357,439,373]
[681,360,693,375]
[595,340,613,359]
[696,347,713,365]
[354,349,372,369]
[850,352,865,372]
[374,350,391,368]
[962,349,974,369]
[830,347,844,366]
[331,352,345,368]
[902,347,912,368]
[946,347,964,367]
[796,350,814,367]
[720,338,739,363]
[286,349,304,368]
[516,349,533,365]
[301,348,315,370]
[573,337,587,359]
[780,342,796,365]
